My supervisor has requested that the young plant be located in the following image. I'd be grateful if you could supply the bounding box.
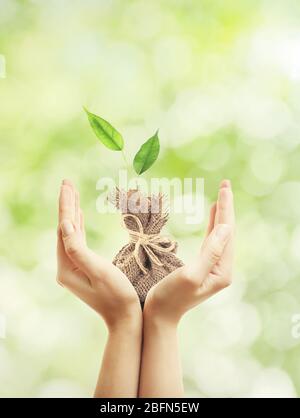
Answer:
[83,108,183,306]
[84,108,160,175]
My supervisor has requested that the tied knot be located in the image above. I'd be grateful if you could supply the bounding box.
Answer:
[122,214,176,275]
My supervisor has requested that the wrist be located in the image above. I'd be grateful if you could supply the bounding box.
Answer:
[107,307,143,337]
[143,314,178,344]
[143,305,179,333]
[143,291,181,330]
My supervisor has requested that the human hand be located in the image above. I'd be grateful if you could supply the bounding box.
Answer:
[143,180,235,327]
[56,180,142,332]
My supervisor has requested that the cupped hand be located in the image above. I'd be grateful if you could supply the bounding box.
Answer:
[56,180,141,331]
[143,180,235,327]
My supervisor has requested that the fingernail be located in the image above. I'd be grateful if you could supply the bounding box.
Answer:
[215,224,231,241]
[62,179,72,187]
[220,179,231,189]
[61,220,74,236]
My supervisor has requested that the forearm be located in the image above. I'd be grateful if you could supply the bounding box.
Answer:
[94,318,143,398]
[139,318,184,398]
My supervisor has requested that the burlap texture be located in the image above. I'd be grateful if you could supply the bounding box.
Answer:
[112,189,184,304]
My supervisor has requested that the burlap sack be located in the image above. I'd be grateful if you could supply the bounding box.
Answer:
[112,189,184,305]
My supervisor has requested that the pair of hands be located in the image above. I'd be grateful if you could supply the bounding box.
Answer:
[56,179,234,332]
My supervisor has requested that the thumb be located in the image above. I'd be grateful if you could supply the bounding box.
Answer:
[198,224,231,279]
[60,220,98,279]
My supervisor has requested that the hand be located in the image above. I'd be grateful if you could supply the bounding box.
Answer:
[143,180,235,327]
[56,180,142,331]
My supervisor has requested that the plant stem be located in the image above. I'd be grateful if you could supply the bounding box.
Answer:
[121,149,139,189]
[121,149,129,169]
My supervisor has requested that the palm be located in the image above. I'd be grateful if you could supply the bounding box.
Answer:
[57,180,140,324]
[144,180,235,321]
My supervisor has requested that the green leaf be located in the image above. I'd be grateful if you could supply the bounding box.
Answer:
[84,107,124,151]
[133,131,160,175]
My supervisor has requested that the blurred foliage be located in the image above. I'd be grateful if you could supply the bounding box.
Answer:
[1,0,300,397]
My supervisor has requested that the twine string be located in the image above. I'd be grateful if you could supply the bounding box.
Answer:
[122,213,176,275]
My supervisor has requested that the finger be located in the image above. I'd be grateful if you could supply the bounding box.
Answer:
[56,227,73,284]
[216,183,234,225]
[215,180,234,226]
[57,227,65,277]
[75,189,81,228]
[215,180,235,275]
[220,179,231,189]
[205,203,217,238]
[80,209,86,243]
[60,220,102,281]
[188,224,232,285]
[59,184,74,223]
[62,179,76,222]
[57,226,72,269]
[62,179,73,187]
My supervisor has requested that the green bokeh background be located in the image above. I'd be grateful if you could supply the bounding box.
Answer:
[1,0,300,397]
